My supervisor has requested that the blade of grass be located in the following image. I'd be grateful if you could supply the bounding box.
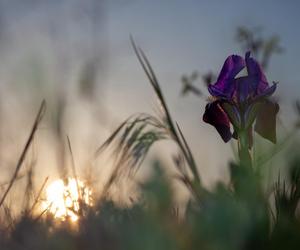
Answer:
[0,100,46,208]
[67,136,82,201]
[131,37,201,184]
[29,176,49,214]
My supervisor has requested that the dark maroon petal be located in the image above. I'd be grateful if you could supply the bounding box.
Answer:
[203,101,232,142]
[254,100,279,143]
[208,55,245,99]
[245,51,269,94]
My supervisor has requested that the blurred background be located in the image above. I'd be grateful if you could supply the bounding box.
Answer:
[0,0,299,209]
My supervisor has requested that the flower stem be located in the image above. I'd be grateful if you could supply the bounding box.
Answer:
[238,130,252,168]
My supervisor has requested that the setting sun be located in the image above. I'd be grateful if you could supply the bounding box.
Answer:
[43,178,93,222]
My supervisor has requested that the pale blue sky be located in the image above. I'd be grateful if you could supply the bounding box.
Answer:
[106,0,300,100]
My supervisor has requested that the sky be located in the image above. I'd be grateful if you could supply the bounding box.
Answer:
[106,0,300,100]
[0,0,299,187]
[104,0,300,184]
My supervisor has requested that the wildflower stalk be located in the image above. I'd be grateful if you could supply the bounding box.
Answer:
[238,129,252,168]
[203,52,278,167]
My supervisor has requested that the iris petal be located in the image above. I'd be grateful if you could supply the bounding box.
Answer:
[235,76,254,103]
[255,83,277,100]
[254,100,279,143]
[245,51,269,94]
[203,101,232,142]
[208,55,245,99]
[204,52,278,144]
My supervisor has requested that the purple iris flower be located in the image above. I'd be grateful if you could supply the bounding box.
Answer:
[203,52,279,143]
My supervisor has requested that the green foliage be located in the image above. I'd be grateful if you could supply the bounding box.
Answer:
[1,156,300,249]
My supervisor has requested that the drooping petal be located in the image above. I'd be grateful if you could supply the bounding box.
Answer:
[203,101,232,142]
[245,51,269,95]
[254,100,279,143]
[208,55,245,99]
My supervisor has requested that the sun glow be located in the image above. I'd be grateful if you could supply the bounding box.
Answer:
[43,178,93,222]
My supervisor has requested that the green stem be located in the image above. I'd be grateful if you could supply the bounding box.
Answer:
[238,130,252,168]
